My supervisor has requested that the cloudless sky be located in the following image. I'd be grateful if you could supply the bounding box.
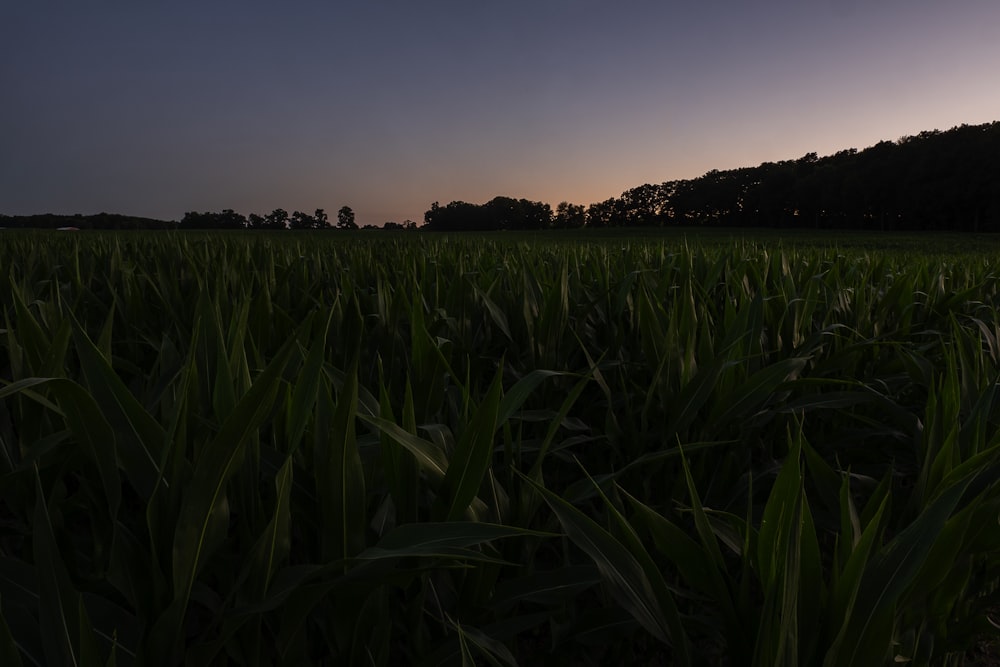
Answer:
[3,1,999,225]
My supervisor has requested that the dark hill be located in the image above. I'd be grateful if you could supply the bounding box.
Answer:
[0,212,176,230]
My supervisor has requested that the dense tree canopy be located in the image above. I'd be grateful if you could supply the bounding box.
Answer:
[337,206,357,230]
[423,196,554,231]
[424,121,1000,232]
[181,209,247,230]
[592,122,1000,232]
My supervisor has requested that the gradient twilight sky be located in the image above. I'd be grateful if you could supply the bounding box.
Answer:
[3,2,999,226]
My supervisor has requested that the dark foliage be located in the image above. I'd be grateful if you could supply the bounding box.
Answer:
[425,121,1000,232]
[591,121,1000,231]
[180,209,247,230]
[423,196,553,231]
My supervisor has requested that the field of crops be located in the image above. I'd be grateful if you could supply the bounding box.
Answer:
[2,229,1000,665]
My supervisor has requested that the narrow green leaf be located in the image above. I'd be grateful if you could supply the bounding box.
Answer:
[0,377,121,518]
[678,444,728,576]
[195,292,237,423]
[76,596,103,667]
[519,472,674,645]
[10,284,49,373]
[490,566,602,608]
[441,366,504,521]
[495,369,564,425]
[471,280,513,342]
[286,309,331,452]
[166,329,297,636]
[757,432,803,589]
[73,322,165,499]
[248,456,294,599]
[527,369,594,478]
[448,619,518,667]
[358,413,448,481]
[378,378,420,526]
[316,362,366,562]
[621,488,716,604]
[828,473,971,667]
[357,521,554,559]
[33,469,81,667]
[41,319,72,379]
[708,357,808,429]
[585,472,692,663]
[666,355,736,440]
[675,443,750,658]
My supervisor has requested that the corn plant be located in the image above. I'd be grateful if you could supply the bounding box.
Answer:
[1,229,999,665]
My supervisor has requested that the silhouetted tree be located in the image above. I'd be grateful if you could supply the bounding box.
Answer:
[180,209,245,230]
[423,197,551,231]
[618,183,663,225]
[289,210,316,230]
[585,199,618,227]
[337,206,357,230]
[484,196,552,230]
[314,208,329,229]
[554,202,586,228]
[264,208,289,230]
[220,209,247,230]
[424,201,484,231]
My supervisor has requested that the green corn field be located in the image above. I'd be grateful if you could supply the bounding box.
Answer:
[2,229,1000,665]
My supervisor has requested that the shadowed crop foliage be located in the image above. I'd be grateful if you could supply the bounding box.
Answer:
[2,230,1000,665]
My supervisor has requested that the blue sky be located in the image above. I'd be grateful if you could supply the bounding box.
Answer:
[3,1,999,225]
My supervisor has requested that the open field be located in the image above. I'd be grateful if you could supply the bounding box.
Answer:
[2,229,1000,665]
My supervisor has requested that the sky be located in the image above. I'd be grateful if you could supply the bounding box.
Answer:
[3,1,1000,226]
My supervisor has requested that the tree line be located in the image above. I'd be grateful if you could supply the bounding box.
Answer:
[4,121,997,232]
[0,207,372,232]
[423,121,1000,232]
[178,207,422,231]
[179,206,360,230]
